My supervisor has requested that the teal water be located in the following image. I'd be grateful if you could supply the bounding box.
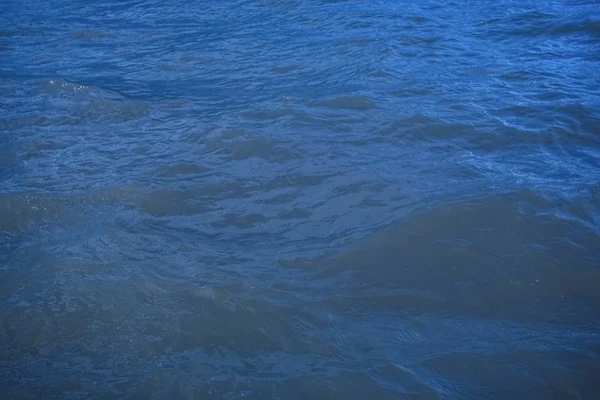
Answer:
[1,0,600,398]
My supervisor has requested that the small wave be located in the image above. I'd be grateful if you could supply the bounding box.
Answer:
[211,213,269,229]
[38,79,150,124]
[158,163,210,178]
[0,186,141,234]
[41,79,93,95]
[308,96,376,111]
[302,191,600,321]
[137,189,215,217]
[73,29,111,40]
[270,65,301,74]
[240,107,298,121]
[207,134,301,163]
[551,19,600,37]
[278,208,311,220]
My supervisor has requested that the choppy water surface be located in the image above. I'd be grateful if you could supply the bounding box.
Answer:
[1,0,600,398]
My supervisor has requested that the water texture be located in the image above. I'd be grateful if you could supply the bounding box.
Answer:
[1,0,599,398]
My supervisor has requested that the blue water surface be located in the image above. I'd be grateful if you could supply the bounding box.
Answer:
[1,0,600,399]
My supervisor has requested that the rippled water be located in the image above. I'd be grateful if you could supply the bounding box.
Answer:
[1,0,600,398]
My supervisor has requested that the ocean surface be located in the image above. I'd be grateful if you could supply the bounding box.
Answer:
[1,0,600,398]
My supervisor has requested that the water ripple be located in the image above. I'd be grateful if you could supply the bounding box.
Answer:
[2,0,600,398]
